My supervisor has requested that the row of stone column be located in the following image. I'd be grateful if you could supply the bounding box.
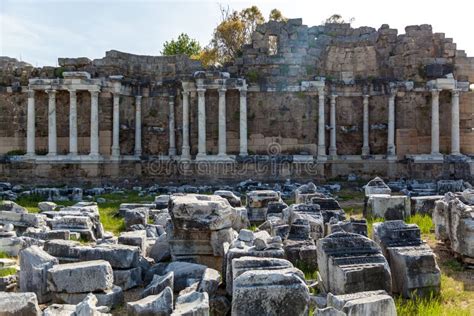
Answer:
[431,89,461,156]
[181,85,248,160]
[26,89,100,157]
[318,88,462,158]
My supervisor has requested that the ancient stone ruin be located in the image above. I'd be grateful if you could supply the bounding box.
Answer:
[0,12,474,316]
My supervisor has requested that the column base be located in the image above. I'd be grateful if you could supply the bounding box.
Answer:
[111,147,120,157]
[387,155,397,162]
[317,155,327,162]
[239,152,248,156]
[168,148,177,157]
[46,153,57,157]
[361,147,370,156]
[328,148,337,156]
[134,150,142,157]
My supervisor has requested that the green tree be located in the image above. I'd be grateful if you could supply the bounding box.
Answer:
[209,5,265,65]
[324,14,355,24]
[161,33,201,57]
[269,9,287,22]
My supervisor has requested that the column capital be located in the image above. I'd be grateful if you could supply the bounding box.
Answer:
[452,89,461,97]
[135,95,142,101]
[168,95,174,103]
[317,87,325,96]
[182,90,190,97]
[197,87,206,93]
[27,90,35,98]
[239,88,247,98]
[46,89,57,96]
[219,87,227,93]
[330,94,338,100]
[363,94,370,99]
[431,88,442,96]
[389,89,397,98]
[90,90,100,97]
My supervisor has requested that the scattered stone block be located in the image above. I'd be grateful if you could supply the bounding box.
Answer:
[365,177,391,197]
[124,208,149,230]
[0,292,41,316]
[118,230,147,255]
[19,245,59,303]
[197,268,221,296]
[52,285,123,309]
[142,271,174,298]
[373,220,440,297]
[326,290,396,316]
[172,291,209,316]
[410,195,444,216]
[316,232,391,294]
[38,201,58,212]
[247,190,283,223]
[48,260,114,294]
[113,266,142,290]
[127,286,173,316]
[366,194,410,220]
[232,267,309,316]
[78,243,140,269]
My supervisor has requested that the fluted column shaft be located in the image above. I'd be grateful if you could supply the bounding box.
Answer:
[111,93,120,157]
[47,90,57,156]
[181,91,190,160]
[90,90,100,157]
[168,96,176,157]
[451,89,461,155]
[69,89,78,155]
[362,95,370,156]
[329,94,337,156]
[26,90,36,156]
[197,87,206,157]
[431,89,441,155]
[134,95,142,156]
[239,88,248,156]
[317,89,326,158]
[387,91,396,157]
[218,88,227,156]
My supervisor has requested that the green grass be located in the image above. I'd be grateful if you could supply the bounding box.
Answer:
[0,251,11,259]
[248,225,258,232]
[336,189,365,201]
[0,267,17,277]
[395,275,473,315]
[407,214,434,234]
[15,194,75,213]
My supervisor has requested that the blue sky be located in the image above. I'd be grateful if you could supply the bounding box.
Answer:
[1,0,472,66]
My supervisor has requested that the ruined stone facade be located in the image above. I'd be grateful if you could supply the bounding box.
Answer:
[0,19,473,183]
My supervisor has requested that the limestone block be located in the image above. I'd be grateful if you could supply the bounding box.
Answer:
[232,268,309,316]
[149,233,171,263]
[316,232,391,295]
[197,268,221,296]
[127,286,173,316]
[124,208,149,230]
[246,190,283,223]
[364,177,391,197]
[214,190,241,207]
[38,201,58,212]
[388,245,440,298]
[19,245,59,303]
[142,271,174,298]
[462,189,474,205]
[210,228,235,256]
[0,200,28,213]
[154,194,171,209]
[23,228,71,241]
[410,195,444,216]
[0,292,41,316]
[42,303,76,316]
[48,260,114,294]
[113,267,142,290]
[367,194,410,220]
[314,307,345,316]
[433,193,474,259]
[52,285,123,308]
[118,230,147,255]
[78,244,140,269]
[327,290,396,316]
[44,240,82,261]
[157,261,208,292]
[0,210,46,228]
[172,291,209,316]
[169,194,234,230]
[0,236,25,256]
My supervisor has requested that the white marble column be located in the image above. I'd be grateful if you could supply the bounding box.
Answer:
[168,96,176,157]
[329,94,337,157]
[89,90,100,157]
[111,93,120,158]
[362,94,370,156]
[387,90,396,158]
[134,95,142,157]
[68,89,78,156]
[26,90,36,156]
[239,87,248,156]
[197,86,206,157]
[218,87,227,157]
[181,91,190,160]
[47,89,57,156]
[431,89,441,156]
[451,89,461,155]
[317,88,326,158]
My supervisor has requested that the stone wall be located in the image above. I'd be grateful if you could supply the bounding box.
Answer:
[0,18,473,182]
